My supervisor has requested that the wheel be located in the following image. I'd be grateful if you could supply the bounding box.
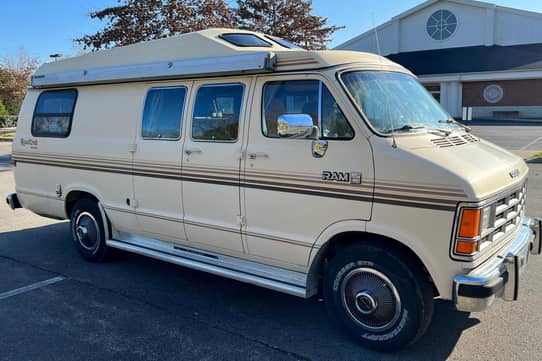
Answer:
[70,198,109,262]
[324,243,434,352]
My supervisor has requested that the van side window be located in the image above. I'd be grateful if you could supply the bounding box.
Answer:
[32,89,77,138]
[262,80,354,140]
[142,87,186,140]
[192,84,244,141]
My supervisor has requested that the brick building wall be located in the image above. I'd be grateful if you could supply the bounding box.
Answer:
[463,79,542,107]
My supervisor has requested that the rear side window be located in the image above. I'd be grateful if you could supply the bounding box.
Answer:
[142,87,186,140]
[32,89,77,137]
[262,80,354,139]
[220,33,272,47]
[192,84,244,142]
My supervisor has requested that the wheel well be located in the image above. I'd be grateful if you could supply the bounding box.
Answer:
[65,191,99,218]
[308,231,439,297]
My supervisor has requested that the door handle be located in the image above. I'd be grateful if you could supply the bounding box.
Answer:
[184,148,202,155]
[248,152,269,160]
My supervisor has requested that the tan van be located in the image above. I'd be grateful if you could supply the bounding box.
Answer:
[5,28,541,351]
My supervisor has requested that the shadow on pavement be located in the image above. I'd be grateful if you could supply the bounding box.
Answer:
[0,222,480,361]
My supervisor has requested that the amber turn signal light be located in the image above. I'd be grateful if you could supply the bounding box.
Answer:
[458,208,480,239]
[455,240,478,255]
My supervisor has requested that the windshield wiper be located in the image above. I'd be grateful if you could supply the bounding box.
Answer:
[438,119,472,133]
[384,124,452,136]
[383,124,425,134]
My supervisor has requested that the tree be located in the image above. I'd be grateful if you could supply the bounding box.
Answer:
[75,0,342,51]
[0,50,39,115]
[236,0,342,49]
[0,99,8,116]
[76,0,233,50]
[162,0,234,35]
[75,0,165,50]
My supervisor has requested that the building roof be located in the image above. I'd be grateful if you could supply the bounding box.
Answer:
[387,43,542,76]
[335,0,542,50]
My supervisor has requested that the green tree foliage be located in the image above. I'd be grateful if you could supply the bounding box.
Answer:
[75,0,342,51]
[0,99,8,116]
[0,50,39,115]
[236,0,342,50]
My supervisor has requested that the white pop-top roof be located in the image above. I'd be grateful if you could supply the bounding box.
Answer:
[33,28,408,88]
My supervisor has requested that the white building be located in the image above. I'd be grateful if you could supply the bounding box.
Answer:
[336,0,542,119]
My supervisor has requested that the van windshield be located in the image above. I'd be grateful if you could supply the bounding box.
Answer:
[341,71,462,134]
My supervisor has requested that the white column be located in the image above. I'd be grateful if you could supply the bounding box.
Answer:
[440,82,448,112]
[447,82,461,118]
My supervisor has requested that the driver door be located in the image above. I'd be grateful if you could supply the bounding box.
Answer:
[242,74,374,267]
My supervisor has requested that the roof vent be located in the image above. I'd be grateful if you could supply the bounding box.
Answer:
[431,134,478,148]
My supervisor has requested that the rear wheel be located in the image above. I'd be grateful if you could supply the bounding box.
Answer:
[324,243,434,352]
[70,198,109,262]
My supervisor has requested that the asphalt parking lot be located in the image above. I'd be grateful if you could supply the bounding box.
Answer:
[0,123,541,361]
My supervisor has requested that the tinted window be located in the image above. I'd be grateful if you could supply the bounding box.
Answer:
[262,80,353,139]
[220,33,272,47]
[32,89,77,137]
[142,87,186,139]
[192,84,244,141]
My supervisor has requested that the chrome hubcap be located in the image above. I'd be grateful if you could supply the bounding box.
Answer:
[76,225,88,240]
[355,291,378,315]
[341,267,402,331]
[74,212,100,251]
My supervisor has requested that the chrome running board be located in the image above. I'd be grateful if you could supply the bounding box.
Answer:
[106,234,308,298]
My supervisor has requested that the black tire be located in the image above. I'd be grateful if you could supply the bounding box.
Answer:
[324,243,434,352]
[70,198,109,262]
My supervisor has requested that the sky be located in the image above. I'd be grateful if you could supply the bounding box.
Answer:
[2,0,542,64]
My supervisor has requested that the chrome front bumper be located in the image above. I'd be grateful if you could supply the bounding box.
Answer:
[453,216,541,312]
[5,193,21,210]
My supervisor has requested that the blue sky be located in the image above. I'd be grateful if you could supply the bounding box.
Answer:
[2,0,542,63]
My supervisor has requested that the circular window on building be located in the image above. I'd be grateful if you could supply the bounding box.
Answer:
[427,10,457,40]
[484,84,504,103]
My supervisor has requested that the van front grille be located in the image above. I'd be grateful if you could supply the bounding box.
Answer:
[478,184,526,251]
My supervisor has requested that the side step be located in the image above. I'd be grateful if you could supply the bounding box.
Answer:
[106,235,308,298]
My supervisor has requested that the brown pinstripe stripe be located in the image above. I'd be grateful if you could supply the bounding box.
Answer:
[13,152,461,211]
[184,164,467,197]
[14,152,465,192]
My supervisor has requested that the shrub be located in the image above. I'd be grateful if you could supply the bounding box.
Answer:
[0,115,17,128]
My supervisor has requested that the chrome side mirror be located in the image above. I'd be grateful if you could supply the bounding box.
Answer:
[277,114,315,138]
[276,113,328,158]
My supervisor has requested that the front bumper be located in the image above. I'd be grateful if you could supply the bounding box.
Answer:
[453,216,541,312]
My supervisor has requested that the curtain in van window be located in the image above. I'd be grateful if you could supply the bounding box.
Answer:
[142,87,186,139]
[32,89,77,137]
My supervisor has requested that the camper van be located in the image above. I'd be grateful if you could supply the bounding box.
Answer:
[5,28,541,351]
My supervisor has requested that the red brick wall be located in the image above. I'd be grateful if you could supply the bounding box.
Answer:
[463,79,542,106]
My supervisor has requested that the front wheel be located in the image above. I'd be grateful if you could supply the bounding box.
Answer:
[324,243,434,352]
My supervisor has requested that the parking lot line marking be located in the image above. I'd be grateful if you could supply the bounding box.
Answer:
[520,136,542,150]
[0,276,65,300]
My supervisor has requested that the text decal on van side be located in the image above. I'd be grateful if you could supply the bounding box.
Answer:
[322,171,362,184]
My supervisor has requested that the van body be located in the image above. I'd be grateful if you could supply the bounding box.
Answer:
[6,29,541,351]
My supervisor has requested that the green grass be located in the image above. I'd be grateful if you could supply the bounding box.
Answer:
[533,151,542,159]
[0,132,15,140]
